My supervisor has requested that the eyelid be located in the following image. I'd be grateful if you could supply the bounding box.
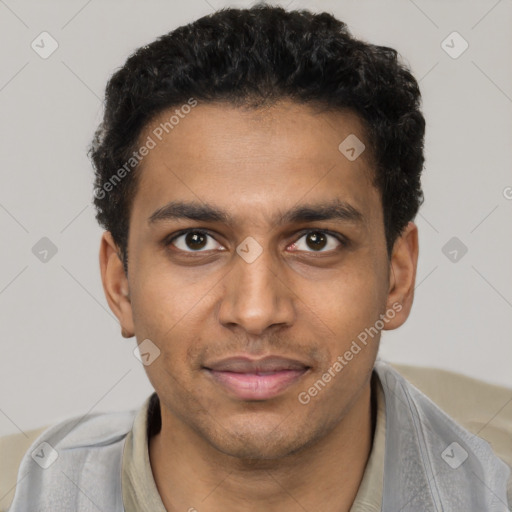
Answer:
[165,229,225,251]
[292,228,348,246]
[165,228,348,253]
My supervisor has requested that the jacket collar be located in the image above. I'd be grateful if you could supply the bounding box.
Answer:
[375,361,510,511]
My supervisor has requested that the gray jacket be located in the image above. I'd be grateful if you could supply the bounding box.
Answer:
[8,362,511,511]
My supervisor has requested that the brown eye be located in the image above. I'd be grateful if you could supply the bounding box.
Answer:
[184,231,207,250]
[289,230,345,253]
[169,230,222,252]
[305,232,327,251]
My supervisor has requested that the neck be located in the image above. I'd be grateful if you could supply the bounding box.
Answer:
[149,378,375,512]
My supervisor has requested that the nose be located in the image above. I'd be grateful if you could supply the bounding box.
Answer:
[217,244,295,336]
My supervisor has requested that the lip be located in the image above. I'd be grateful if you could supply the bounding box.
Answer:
[203,355,310,400]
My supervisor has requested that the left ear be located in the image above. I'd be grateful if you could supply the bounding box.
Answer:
[383,221,419,330]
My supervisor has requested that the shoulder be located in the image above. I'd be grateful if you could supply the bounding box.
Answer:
[0,409,137,512]
[0,425,50,511]
[389,362,512,469]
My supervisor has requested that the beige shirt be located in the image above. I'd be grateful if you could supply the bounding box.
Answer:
[120,364,512,511]
[121,365,512,510]
[2,364,511,511]
[121,372,386,512]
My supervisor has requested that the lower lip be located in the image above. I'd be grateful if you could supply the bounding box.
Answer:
[204,369,309,400]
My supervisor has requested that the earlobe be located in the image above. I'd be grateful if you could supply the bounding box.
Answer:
[99,232,135,338]
[384,222,419,330]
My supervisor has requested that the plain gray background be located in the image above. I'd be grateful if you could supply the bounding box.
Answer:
[1,0,511,439]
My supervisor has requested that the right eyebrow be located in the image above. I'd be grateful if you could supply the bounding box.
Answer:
[148,201,230,225]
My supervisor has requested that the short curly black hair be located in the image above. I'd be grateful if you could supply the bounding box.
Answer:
[89,3,425,271]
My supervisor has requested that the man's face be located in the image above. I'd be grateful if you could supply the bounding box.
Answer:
[113,100,402,459]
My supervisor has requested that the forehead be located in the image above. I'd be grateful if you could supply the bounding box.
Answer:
[130,100,381,230]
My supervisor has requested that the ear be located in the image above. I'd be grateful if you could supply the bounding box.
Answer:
[99,231,135,338]
[383,222,419,330]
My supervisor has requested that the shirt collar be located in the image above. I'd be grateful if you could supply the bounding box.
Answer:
[121,371,386,511]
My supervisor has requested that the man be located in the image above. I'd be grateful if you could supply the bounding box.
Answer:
[4,4,511,511]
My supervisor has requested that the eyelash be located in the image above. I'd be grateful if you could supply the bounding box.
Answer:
[165,228,349,255]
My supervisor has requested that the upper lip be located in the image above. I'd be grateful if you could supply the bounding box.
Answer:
[204,355,310,373]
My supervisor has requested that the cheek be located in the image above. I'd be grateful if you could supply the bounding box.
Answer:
[297,278,381,410]
[129,261,215,372]
[301,263,386,334]
[130,256,213,334]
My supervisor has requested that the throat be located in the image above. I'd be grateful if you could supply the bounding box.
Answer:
[146,382,375,512]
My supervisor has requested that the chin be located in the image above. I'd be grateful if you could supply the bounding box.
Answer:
[205,421,314,462]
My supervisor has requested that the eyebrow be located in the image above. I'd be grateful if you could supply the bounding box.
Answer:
[148,199,364,227]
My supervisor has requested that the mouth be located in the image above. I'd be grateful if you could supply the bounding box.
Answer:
[202,355,311,401]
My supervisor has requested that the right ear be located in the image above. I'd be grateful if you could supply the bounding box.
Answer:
[99,231,135,338]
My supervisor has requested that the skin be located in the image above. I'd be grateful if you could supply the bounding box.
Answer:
[100,100,418,511]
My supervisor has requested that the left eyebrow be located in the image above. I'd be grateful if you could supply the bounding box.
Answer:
[277,199,364,225]
[148,199,364,227]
